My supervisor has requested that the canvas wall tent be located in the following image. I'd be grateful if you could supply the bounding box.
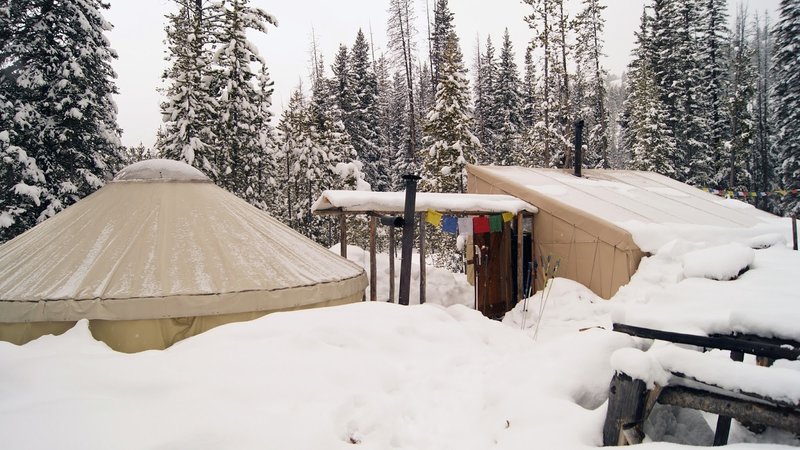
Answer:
[0,160,368,352]
[467,165,779,299]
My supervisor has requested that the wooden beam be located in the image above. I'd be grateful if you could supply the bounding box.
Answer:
[613,323,800,360]
[793,215,798,251]
[339,215,347,258]
[517,213,523,303]
[369,216,377,302]
[389,227,396,303]
[659,386,800,435]
[419,213,426,305]
[603,372,649,446]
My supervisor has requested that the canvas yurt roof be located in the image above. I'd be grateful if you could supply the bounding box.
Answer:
[467,165,780,299]
[0,159,368,351]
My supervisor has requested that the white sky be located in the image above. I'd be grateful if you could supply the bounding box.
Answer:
[106,0,781,149]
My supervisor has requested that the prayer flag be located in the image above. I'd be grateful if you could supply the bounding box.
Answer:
[501,212,514,223]
[457,217,473,235]
[426,209,442,227]
[473,215,490,234]
[489,214,503,232]
[442,216,458,234]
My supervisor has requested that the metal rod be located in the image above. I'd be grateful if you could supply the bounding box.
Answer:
[389,227,395,303]
[573,119,585,177]
[398,174,420,306]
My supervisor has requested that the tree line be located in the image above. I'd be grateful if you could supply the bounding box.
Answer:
[1,0,798,248]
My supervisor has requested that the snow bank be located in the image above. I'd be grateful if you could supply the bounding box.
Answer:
[681,242,754,281]
[114,158,209,182]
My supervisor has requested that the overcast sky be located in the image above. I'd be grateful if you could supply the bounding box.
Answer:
[106,0,781,149]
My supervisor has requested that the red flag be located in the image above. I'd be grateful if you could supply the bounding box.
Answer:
[473,215,490,234]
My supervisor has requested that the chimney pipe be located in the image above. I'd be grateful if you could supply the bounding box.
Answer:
[398,174,421,306]
[574,119,585,177]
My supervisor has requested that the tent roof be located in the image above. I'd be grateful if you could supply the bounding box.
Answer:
[312,190,538,215]
[467,165,776,231]
[0,161,367,323]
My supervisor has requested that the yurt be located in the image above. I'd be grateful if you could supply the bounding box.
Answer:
[0,160,368,352]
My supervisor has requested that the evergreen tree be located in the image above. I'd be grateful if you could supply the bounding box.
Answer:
[388,70,413,189]
[373,55,395,191]
[752,12,778,212]
[719,5,754,193]
[206,0,277,206]
[348,30,383,191]
[474,36,497,162]
[157,0,217,177]
[573,0,609,168]
[651,0,710,184]
[276,87,312,228]
[773,0,800,215]
[429,0,454,92]
[524,0,570,167]
[491,29,523,166]
[421,31,479,194]
[388,0,420,165]
[0,0,122,242]
[605,73,628,169]
[700,0,731,183]
[621,7,677,176]
[519,44,542,167]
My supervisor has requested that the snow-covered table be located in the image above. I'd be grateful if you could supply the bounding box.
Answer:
[604,323,800,446]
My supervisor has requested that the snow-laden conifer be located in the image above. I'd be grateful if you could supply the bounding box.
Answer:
[0,0,122,242]
[773,0,800,215]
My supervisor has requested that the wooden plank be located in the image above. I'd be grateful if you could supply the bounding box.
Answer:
[389,227,395,303]
[713,351,744,446]
[793,215,798,251]
[419,213,426,305]
[369,216,377,302]
[659,386,800,435]
[603,372,649,446]
[517,213,523,302]
[503,220,513,312]
[339,215,347,258]
[613,323,800,361]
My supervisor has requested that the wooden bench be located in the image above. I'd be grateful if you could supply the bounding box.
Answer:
[603,323,800,446]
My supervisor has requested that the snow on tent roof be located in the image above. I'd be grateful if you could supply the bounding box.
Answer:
[472,166,776,228]
[312,190,538,214]
[114,158,210,182]
[0,160,367,352]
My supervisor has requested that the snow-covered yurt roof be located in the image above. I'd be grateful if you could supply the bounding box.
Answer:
[0,159,368,352]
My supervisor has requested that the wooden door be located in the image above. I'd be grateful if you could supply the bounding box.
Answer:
[474,222,513,318]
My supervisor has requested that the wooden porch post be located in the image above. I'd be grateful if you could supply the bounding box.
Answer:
[369,215,377,301]
[517,213,524,302]
[339,215,347,258]
[419,213,426,304]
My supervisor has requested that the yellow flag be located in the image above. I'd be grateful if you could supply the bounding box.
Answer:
[426,209,443,227]
[501,212,514,222]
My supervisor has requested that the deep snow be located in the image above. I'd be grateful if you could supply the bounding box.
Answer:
[1,213,799,449]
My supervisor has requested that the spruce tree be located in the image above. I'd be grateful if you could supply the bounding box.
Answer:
[0,0,122,242]
[474,36,497,162]
[207,0,277,206]
[491,30,524,166]
[573,0,609,168]
[752,12,778,213]
[773,0,800,215]
[622,7,677,176]
[719,5,754,193]
[430,0,454,92]
[348,30,383,191]
[421,31,479,194]
[700,0,731,183]
[157,0,217,178]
